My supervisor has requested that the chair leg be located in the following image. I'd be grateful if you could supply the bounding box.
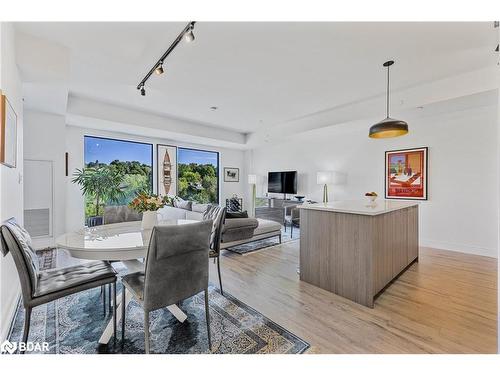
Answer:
[284,221,287,232]
[112,282,117,345]
[121,286,126,348]
[279,233,282,244]
[291,223,293,238]
[204,289,212,351]
[217,256,223,295]
[108,284,112,315]
[21,307,32,354]
[144,311,150,354]
[103,285,107,316]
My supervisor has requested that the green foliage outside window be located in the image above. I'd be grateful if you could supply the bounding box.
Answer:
[177,163,218,204]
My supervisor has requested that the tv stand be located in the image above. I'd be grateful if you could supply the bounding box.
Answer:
[255,197,302,224]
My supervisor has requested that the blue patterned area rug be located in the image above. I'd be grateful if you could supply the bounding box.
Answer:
[225,225,300,255]
[7,251,309,354]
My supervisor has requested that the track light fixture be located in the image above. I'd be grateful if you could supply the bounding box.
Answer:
[184,26,195,42]
[137,21,196,96]
[155,62,164,75]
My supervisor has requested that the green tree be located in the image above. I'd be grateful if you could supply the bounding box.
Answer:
[72,166,126,217]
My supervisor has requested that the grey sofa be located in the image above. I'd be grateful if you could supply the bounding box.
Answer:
[157,202,282,249]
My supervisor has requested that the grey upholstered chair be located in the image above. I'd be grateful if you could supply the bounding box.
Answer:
[121,220,213,354]
[0,218,118,353]
[104,205,143,225]
[203,205,226,295]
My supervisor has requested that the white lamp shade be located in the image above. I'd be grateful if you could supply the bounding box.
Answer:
[248,174,257,184]
[316,171,332,185]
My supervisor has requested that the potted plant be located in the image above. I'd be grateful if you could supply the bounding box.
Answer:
[72,166,126,226]
[129,192,167,229]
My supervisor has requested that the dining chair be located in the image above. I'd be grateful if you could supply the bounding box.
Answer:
[121,220,213,354]
[0,218,118,353]
[203,205,226,295]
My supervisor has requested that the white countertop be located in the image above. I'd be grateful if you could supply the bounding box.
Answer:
[299,200,419,216]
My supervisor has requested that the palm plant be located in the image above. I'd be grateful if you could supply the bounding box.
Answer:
[72,166,126,217]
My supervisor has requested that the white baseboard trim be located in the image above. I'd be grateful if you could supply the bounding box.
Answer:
[420,239,498,258]
[1,289,20,341]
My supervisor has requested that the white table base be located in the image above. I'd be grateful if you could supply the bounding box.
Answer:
[98,259,188,345]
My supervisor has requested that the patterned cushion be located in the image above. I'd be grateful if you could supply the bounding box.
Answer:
[4,218,39,290]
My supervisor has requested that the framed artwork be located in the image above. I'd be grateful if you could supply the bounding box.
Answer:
[0,94,17,168]
[157,144,177,197]
[385,147,428,200]
[224,167,239,182]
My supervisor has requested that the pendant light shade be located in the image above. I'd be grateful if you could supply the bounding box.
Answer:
[369,60,409,139]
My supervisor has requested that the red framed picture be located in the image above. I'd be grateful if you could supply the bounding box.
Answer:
[385,147,428,200]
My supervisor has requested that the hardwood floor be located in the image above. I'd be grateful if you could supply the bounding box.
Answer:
[211,241,498,353]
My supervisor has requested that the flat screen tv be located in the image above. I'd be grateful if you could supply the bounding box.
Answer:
[268,171,297,194]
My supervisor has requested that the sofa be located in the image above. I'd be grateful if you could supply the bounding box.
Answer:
[157,203,282,249]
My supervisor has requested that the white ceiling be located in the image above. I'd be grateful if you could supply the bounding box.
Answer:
[14,22,498,136]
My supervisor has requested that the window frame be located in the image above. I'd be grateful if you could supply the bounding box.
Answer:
[177,146,220,204]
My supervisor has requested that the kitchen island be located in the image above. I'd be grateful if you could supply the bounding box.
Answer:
[299,200,419,307]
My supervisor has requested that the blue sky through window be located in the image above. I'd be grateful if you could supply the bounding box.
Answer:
[84,136,152,165]
[178,148,218,167]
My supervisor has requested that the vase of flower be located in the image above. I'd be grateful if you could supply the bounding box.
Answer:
[129,192,168,230]
[141,210,158,230]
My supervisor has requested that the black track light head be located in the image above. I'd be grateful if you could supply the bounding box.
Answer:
[140,86,146,96]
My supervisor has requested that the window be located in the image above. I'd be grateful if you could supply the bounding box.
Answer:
[83,136,153,219]
[177,147,219,203]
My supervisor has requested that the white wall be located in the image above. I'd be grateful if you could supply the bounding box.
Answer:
[65,126,246,233]
[249,99,498,258]
[0,22,24,340]
[23,110,66,248]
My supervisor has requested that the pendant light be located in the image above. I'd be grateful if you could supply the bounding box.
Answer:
[369,60,408,138]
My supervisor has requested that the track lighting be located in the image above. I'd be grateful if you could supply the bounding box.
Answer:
[137,21,196,96]
[184,27,195,43]
[155,62,164,75]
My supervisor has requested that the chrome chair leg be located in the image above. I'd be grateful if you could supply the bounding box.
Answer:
[204,289,212,351]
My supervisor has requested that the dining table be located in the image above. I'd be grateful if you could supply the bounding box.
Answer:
[55,218,199,345]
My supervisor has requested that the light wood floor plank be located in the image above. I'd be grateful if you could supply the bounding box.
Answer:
[210,243,497,353]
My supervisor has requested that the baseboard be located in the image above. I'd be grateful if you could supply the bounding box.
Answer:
[1,289,20,341]
[420,239,498,258]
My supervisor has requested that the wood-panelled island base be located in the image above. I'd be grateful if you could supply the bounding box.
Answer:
[299,200,419,308]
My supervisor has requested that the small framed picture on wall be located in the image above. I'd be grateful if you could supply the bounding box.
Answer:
[224,167,239,182]
[385,147,428,200]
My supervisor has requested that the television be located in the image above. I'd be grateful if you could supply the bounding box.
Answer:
[268,171,297,195]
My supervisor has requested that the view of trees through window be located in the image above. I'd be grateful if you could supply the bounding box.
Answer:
[83,136,153,220]
[177,148,219,204]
